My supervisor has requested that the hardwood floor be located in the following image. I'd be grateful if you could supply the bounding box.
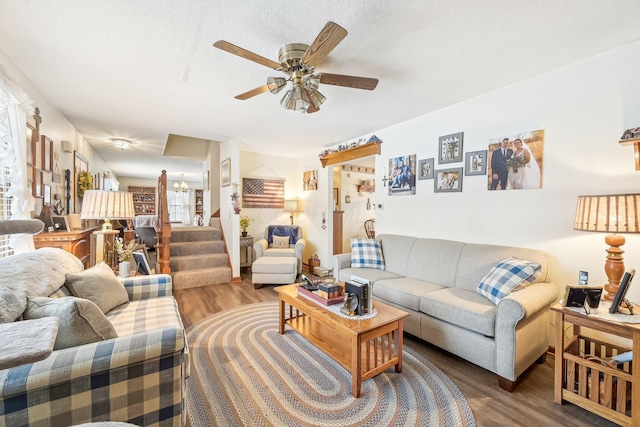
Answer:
[173,270,617,427]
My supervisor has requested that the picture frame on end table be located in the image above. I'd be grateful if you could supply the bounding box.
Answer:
[220,158,231,187]
[434,167,463,193]
[464,150,487,176]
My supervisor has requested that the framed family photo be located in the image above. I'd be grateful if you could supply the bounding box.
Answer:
[434,167,463,193]
[388,154,416,196]
[438,132,464,164]
[464,150,487,176]
[220,158,231,187]
[418,158,434,180]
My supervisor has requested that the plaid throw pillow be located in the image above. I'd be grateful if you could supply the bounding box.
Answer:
[477,257,541,304]
[350,238,385,270]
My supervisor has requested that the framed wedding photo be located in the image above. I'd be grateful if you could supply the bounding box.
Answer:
[220,158,231,187]
[438,132,464,164]
[464,150,487,176]
[418,158,434,180]
[434,167,463,193]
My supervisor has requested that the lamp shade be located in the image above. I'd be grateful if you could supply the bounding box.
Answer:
[81,190,135,220]
[283,199,300,213]
[574,194,640,233]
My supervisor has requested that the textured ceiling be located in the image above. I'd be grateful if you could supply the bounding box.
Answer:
[1,0,640,182]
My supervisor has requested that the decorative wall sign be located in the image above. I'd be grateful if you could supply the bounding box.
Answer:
[242,178,285,208]
[341,164,375,174]
[438,132,464,164]
[464,150,487,176]
[418,158,434,180]
[434,167,463,193]
[487,129,544,190]
[303,170,317,191]
[388,154,416,196]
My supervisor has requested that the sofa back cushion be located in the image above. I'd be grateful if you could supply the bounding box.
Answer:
[405,238,466,287]
[455,243,549,292]
[0,247,83,323]
[378,234,417,275]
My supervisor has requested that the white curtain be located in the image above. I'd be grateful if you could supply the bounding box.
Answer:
[0,74,36,253]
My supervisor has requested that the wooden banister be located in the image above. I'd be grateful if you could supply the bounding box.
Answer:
[155,170,171,274]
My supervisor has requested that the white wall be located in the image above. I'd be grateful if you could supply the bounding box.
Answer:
[339,170,375,252]
[371,40,640,309]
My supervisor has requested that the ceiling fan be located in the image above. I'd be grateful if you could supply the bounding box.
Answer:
[213,21,378,114]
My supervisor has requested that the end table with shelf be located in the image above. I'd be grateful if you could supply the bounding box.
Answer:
[240,236,253,268]
[552,303,640,426]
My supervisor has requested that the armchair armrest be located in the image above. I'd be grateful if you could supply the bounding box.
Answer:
[294,238,306,259]
[254,239,268,259]
[119,274,172,300]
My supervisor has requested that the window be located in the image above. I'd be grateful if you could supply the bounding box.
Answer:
[0,166,12,257]
[168,191,185,223]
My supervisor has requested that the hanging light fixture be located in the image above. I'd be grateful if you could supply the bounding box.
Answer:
[111,138,133,150]
[174,174,189,192]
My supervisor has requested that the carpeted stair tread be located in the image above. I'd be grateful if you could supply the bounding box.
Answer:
[171,226,221,243]
[171,253,228,270]
[170,240,225,257]
[172,267,231,289]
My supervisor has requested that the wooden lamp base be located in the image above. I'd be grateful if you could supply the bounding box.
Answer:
[603,233,626,301]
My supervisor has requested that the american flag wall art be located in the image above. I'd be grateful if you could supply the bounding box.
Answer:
[242,178,285,208]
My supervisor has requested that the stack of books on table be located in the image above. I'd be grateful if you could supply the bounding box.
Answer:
[345,275,373,315]
[297,282,344,306]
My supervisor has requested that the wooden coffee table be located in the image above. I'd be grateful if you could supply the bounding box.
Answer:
[275,283,409,397]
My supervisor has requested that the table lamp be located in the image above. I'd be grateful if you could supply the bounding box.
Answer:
[574,194,640,300]
[284,199,300,225]
[81,190,135,266]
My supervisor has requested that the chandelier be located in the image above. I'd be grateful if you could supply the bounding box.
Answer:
[174,174,189,192]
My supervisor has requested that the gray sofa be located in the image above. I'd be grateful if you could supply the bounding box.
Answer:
[333,234,558,391]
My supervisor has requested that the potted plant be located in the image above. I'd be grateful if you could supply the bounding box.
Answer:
[239,215,253,237]
[115,237,136,277]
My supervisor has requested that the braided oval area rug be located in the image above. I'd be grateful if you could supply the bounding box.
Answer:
[185,301,476,427]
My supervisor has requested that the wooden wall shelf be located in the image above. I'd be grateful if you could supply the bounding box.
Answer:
[319,142,382,168]
[357,184,375,193]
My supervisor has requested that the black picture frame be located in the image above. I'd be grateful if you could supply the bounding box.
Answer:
[51,215,69,231]
[609,269,636,314]
[133,251,152,275]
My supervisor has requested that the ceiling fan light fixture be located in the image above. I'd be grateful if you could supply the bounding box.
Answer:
[111,138,133,150]
[267,77,287,94]
[281,84,310,111]
[307,88,326,108]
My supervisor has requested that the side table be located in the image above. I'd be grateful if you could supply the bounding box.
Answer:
[240,236,253,268]
[552,303,640,426]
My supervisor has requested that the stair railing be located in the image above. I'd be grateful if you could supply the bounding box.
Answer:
[155,170,172,274]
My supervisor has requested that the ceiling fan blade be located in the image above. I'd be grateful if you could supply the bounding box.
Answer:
[301,21,348,68]
[234,84,270,100]
[306,104,320,114]
[214,40,281,70]
[319,73,379,90]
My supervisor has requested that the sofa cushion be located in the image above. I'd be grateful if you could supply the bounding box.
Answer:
[421,288,497,337]
[378,234,416,275]
[65,262,129,313]
[405,238,466,286]
[337,267,403,284]
[476,257,541,304]
[107,296,184,336]
[24,296,118,350]
[264,248,296,257]
[272,235,290,248]
[374,277,445,312]
[351,238,385,270]
[0,317,60,369]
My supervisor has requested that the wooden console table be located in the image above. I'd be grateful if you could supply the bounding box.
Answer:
[33,227,96,268]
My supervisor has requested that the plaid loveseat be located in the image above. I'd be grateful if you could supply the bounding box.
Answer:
[0,251,187,427]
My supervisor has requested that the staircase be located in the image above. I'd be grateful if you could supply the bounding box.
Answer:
[169,219,231,290]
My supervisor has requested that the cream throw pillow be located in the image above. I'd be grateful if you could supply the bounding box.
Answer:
[65,262,129,313]
[272,235,290,248]
[24,296,118,350]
